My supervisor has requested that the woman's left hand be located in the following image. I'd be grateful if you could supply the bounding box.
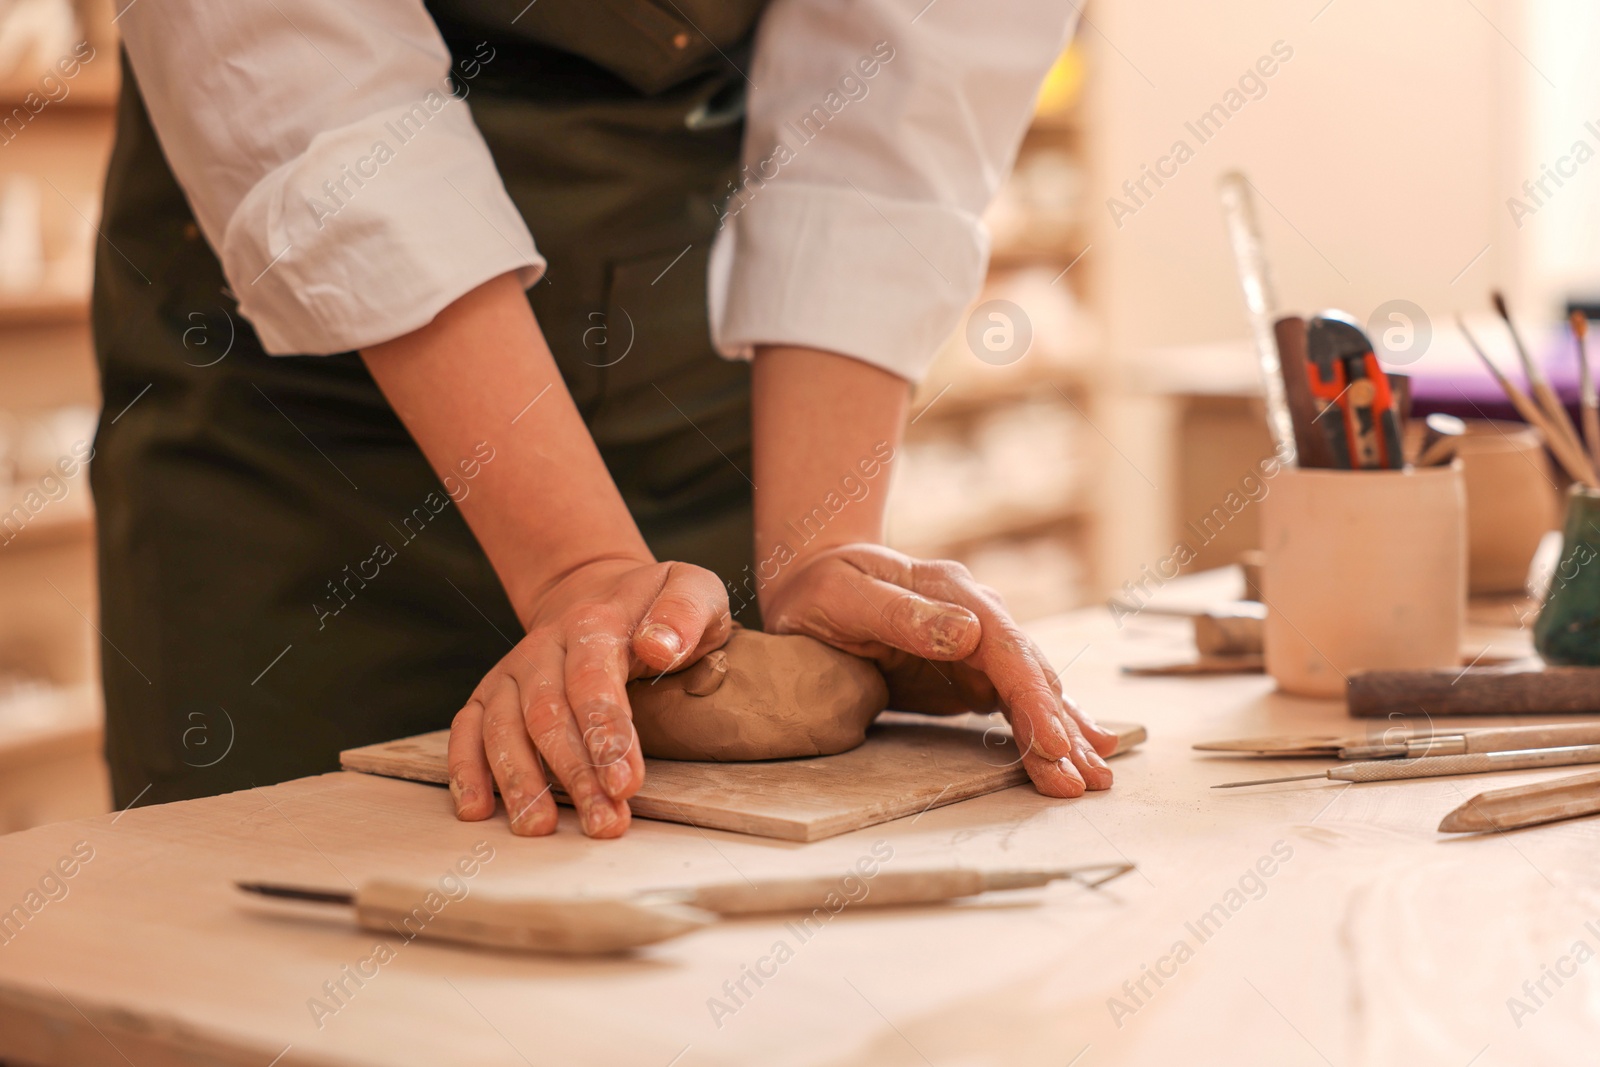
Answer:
[761,542,1119,798]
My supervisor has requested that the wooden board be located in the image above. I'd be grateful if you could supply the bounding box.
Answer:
[340,713,1147,842]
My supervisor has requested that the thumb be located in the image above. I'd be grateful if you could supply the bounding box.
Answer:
[777,569,981,661]
[631,562,732,674]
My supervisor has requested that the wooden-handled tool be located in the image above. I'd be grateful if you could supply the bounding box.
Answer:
[236,864,1135,955]
[1438,769,1600,833]
[1338,721,1600,759]
[1347,664,1600,717]
[1414,412,1467,467]
[1199,722,1600,760]
[1213,743,1600,789]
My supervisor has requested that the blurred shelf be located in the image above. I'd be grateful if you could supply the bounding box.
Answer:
[0,292,89,328]
[0,51,119,111]
[0,485,93,550]
[910,366,1093,428]
[893,500,1087,560]
[989,243,1089,274]
[0,679,99,769]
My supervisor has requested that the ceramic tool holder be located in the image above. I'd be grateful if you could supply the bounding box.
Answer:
[1455,420,1559,593]
[1534,485,1600,665]
[1261,464,1466,697]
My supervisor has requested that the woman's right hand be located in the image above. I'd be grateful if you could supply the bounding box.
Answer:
[446,556,731,838]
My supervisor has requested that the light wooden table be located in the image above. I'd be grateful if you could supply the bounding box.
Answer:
[1,606,1596,1067]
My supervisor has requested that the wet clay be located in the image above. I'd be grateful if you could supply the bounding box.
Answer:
[629,629,889,761]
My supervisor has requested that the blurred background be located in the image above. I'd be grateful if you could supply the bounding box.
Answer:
[0,0,1591,827]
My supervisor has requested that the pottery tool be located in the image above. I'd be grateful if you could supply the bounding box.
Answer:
[1347,663,1600,717]
[1195,733,1380,758]
[1339,721,1600,759]
[1414,412,1467,467]
[1213,742,1600,788]
[1218,171,1297,465]
[1438,768,1600,832]
[1305,311,1405,469]
[1388,371,1413,430]
[1458,316,1600,488]
[1573,310,1600,471]
[1123,655,1263,677]
[1274,315,1333,467]
[237,864,1137,955]
[1193,603,1266,657]
[1495,290,1591,469]
[1197,722,1600,759]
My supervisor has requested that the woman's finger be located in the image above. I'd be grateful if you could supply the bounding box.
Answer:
[632,562,733,672]
[519,641,629,839]
[446,698,496,820]
[768,567,981,661]
[1023,748,1087,798]
[478,672,559,836]
[1034,649,1120,758]
[562,611,643,800]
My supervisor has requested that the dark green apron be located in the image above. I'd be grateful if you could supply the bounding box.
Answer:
[92,1,767,808]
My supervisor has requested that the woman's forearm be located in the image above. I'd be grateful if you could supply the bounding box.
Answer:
[361,272,650,624]
[750,345,910,604]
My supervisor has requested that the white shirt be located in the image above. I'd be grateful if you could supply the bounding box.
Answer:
[118,1,1075,382]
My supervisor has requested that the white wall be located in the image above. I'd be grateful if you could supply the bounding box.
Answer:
[1084,0,1529,359]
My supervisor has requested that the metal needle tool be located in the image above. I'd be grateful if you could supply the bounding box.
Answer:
[1213,743,1600,788]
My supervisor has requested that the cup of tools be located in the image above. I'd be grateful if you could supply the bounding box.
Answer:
[1260,464,1467,697]
[1534,485,1600,665]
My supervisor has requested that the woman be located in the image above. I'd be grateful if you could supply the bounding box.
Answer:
[93,0,1116,836]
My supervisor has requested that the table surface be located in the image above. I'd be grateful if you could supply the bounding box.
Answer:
[1,601,1597,1067]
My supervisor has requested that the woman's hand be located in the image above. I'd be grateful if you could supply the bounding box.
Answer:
[446,557,731,838]
[359,276,732,840]
[761,543,1119,798]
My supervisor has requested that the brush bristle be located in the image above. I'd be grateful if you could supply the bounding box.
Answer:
[1492,290,1510,319]
[1573,310,1589,341]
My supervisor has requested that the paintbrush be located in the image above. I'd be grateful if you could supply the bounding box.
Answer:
[1494,290,1591,468]
[1438,768,1600,833]
[1572,310,1600,472]
[1212,742,1600,788]
[1458,316,1600,487]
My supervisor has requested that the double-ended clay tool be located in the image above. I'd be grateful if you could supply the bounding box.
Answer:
[236,864,1137,955]
[1198,722,1600,761]
[1338,721,1600,760]
[1213,743,1600,789]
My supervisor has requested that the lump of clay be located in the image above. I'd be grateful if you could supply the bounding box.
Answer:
[628,629,889,761]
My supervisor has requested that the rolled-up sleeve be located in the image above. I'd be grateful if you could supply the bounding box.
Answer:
[709,0,1078,383]
[119,1,543,355]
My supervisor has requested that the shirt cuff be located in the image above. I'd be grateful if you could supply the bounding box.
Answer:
[708,181,988,383]
[221,97,544,356]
